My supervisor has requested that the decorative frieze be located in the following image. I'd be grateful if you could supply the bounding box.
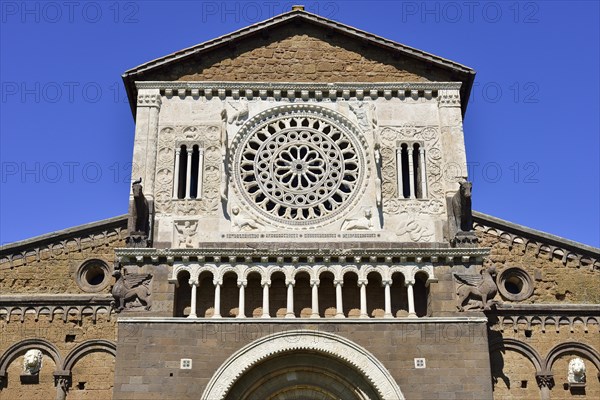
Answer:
[0,294,113,323]
[115,246,489,266]
[137,81,461,103]
[0,226,126,269]
[473,214,600,270]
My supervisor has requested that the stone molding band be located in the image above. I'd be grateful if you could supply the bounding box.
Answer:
[136,81,461,103]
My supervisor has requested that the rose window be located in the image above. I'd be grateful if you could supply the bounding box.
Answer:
[233,106,366,227]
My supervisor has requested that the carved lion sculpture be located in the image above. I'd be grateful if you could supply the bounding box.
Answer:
[568,357,586,383]
[23,349,43,375]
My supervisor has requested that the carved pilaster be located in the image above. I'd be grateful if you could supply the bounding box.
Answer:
[132,89,162,206]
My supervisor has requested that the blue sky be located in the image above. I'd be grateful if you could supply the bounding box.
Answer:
[1,1,599,247]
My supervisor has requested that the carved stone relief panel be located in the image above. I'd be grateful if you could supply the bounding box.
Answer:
[379,125,445,216]
[154,125,222,216]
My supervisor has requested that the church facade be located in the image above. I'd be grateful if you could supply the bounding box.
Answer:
[0,8,598,400]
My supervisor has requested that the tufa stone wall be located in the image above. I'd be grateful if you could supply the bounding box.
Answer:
[477,230,600,304]
[489,324,600,400]
[0,230,125,295]
[143,24,454,83]
[0,222,124,399]
[113,321,493,400]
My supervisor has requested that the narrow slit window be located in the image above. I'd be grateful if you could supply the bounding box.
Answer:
[190,145,200,198]
[177,145,188,199]
[413,143,421,198]
[401,144,410,198]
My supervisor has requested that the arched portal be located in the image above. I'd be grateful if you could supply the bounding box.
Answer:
[201,330,404,400]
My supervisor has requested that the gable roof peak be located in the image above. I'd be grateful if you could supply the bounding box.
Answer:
[122,7,475,117]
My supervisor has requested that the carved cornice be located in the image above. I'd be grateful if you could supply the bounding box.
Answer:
[0,215,127,269]
[115,246,489,265]
[136,81,461,102]
[473,211,599,270]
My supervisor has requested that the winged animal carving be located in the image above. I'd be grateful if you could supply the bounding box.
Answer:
[111,270,152,312]
[454,265,498,311]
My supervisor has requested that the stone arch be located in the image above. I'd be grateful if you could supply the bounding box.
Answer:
[62,340,116,371]
[264,265,285,283]
[314,264,335,280]
[172,264,192,281]
[489,338,544,398]
[489,338,544,372]
[360,265,386,281]
[410,264,435,282]
[201,329,404,400]
[217,264,240,283]
[388,265,408,281]
[340,265,360,280]
[291,265,314,280]
[0,338,62,380]
[544,341,600,372]
[243,266,266,281]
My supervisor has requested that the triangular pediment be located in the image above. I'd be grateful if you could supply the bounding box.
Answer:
[123,9,475,115]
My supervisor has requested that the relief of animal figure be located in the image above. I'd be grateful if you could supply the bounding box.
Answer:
[22,349,43,375]
[225,100,249,126]
[568,358,586,384]
[454,264,498,311]
[230,207,264,231]
[111,270,152,312]
[341,208,374,230]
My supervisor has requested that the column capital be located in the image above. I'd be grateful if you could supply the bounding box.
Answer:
[213,280,222,286]
[175,148,182,155]
[381,279,392,286]
[310,280,320,287]
[237,280,247,287]
[286,280,295,287]
[404,280,415,287]
[357,279,368,286]
[535,373,555,389]
[137,92,162,109]
[261,280,271,287]
[188,279,199,286]
[437,89,461,108]
[187,148,194,154]
[333,280,344,287]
